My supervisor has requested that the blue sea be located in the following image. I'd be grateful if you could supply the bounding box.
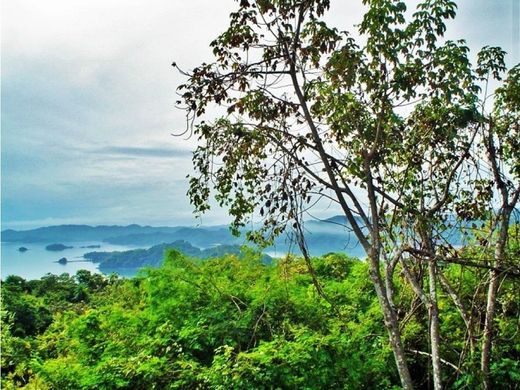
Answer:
[1,241,141,280]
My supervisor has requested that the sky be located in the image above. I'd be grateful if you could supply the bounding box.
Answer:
[1,0,518,230]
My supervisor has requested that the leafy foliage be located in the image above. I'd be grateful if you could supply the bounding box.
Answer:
[2,246,518,389]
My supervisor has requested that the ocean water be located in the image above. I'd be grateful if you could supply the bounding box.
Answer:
[1,241,140,280]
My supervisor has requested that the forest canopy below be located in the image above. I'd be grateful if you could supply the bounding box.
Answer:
[1,241,519,389]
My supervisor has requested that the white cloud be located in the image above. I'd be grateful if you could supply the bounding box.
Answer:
[1,0,516,229]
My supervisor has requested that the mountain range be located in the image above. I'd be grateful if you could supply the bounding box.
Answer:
[4,213,505,275]
[1,216,366,256]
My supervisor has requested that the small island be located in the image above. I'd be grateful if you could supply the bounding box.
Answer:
[46,243,73,251]
[80,245,101,249]
[57,257,68,264]
[18,246,28,252]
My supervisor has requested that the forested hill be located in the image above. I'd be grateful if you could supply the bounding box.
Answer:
[83,240,272,271]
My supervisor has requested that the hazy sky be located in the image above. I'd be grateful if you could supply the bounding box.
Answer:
[1,0,518,229]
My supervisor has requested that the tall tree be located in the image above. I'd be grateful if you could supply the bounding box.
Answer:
[176,1,517,387]
[477,54,520,388]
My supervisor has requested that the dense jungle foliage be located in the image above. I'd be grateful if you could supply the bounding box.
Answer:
[2,243,519,389]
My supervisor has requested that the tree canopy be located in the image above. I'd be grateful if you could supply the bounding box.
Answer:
[2,248,519,388]
[176,0,520,388]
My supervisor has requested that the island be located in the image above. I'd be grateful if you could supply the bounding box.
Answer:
[80,245,101,249]
[46,243,73,251]
[83,240,272,273]
[18,246,28,252]
[57,257,68,264]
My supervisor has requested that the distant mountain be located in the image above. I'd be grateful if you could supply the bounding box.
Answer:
[103,227,241,247]
[1,224,182,243]
[3,213,518,267]
[83,240,272,272]
[0,220,367,258]
[0,224,243,248]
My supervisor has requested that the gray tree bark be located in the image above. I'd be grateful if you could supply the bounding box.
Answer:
[481,210,511,389]
[428,260,443,390]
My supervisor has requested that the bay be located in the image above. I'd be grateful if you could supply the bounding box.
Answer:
[1,241,143,280]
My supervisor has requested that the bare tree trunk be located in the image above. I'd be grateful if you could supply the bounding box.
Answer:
[428,260,443,390]
[400,254,442,390]
[368,254,415,390]
[416,225,443,390]
[481,269,498,389]
[481,125,519,389]
[364,160,414,390]
[481,210,511,389]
